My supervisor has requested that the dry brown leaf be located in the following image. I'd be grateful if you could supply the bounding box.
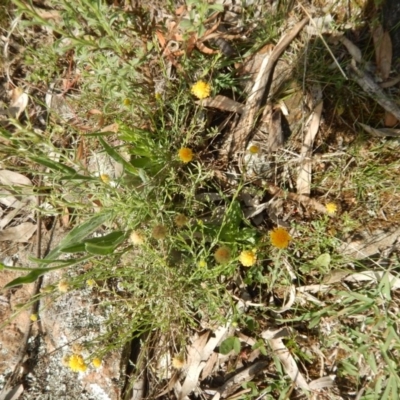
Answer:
[197,95,244,114]
[296,100,323,195]
[215,361,269,398]
[348,62,400,120]
[0,223,36,242]
[156,30,167,49]
[339,36,362,63]
[9,88,29,119]
[100,123,119,133]
[359,122,400,137]
[384,111,398,127]
[0,170,33,187]
[344,270,400,290]
[339,226,400,259]
[372,25,393,80]
[0,384,24,400]
[229,18,309,155]
[262,328,310,391]
[268,184,327,214]
[200,351,218,381]
[267,108,283,152]
[379,31,392,80]
[178,324,230,399]
[196,41,219,55]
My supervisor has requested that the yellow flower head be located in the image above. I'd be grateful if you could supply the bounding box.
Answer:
[130,230,145,245]
[174,213,188,227]
[152,225,167,240]
[58,280,69,293]
[68,354,87,372]
[270,227,292,249]
[214,246,231,264]
[178,148,193,163]
[30,314,38,322]
[191,80,211,99]
[198,259,207,268]
[100,174,110,184]
[86,279,96,287]
[325,202,337,215]
[239,250,257,267]
[172,355,185,369]
[123,98,131,106]
[248,145,260,154]
[92,357,102,368]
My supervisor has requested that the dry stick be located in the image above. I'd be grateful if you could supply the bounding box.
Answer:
[229,17,309,155]
[348,61,400,120]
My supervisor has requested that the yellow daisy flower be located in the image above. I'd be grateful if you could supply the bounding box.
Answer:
[269,227,292,249]
[172,355,185,369]
[239,250,257,267]
[100,174,110,184]
[248,145,260,154]
[191,80,211,99]
[214,246,231,264]
[92,357,102,368]
[68,354,87,372]
[178,148,193,163]
[86,279,96,287]
[325,202,337,215]
[30,314,38,322]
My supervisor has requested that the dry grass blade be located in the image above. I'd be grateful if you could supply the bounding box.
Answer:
[229,17,309,155]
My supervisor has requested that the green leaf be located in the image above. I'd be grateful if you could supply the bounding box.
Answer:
[60,174,95,181]
[252,339,267,356]
[30,156,76,174]
[219,336,241,355]
[84,231,126,255]
[313,253,331,268]
[220,201,243,242]
[59,243,86,253]
[3,255,94,287]
[179,19,193,30]
[208,4,224,11]
[5,212,112,288]
[99,137,137,175]
[130,157,152,169]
